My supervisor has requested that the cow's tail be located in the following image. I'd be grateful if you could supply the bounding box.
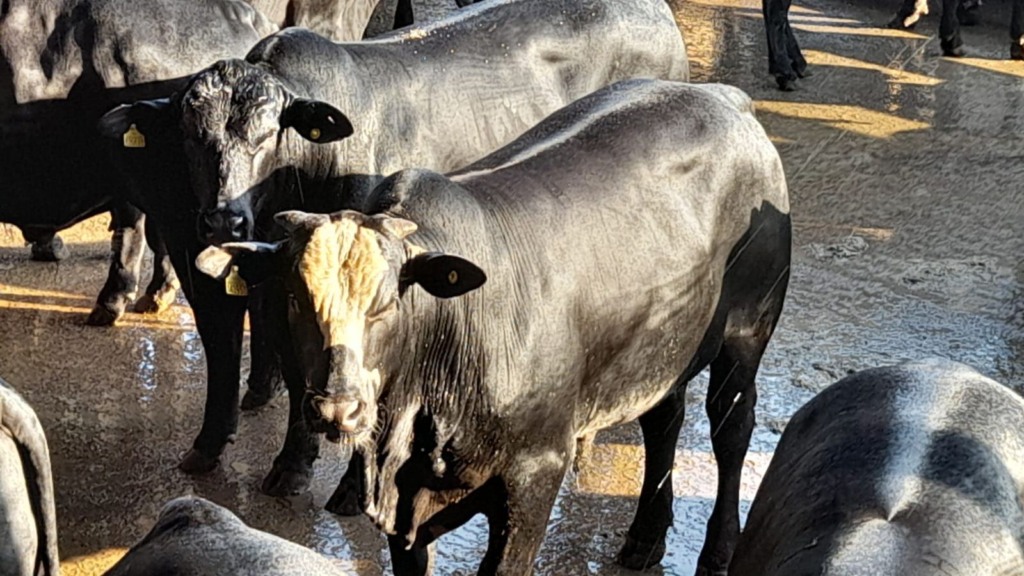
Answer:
[1,384,60,576]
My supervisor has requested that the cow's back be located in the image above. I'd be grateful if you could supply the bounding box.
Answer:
[375,79,784,425]
[104,497,345,576]
[245,0,688,177]
[730,358,1024,576]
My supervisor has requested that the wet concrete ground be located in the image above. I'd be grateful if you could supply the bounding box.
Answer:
[1,0,1022,573]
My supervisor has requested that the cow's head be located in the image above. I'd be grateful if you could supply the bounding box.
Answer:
[194,210,486,443]
[97,59,353,245]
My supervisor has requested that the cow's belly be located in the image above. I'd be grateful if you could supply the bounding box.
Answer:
[574,285,721,436]
[0,431,36,576]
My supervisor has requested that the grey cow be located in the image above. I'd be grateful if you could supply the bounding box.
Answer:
[0,377,58,576]
[730,358,1024,575]
[98,0,689,505]
[196,78,790,575]
[102,496,345,576]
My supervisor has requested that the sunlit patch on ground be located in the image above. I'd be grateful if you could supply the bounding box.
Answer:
[802,49,942,86]
[575,443,773,501]
[61,548,128,576]
[947,57,1024,78]
[755,100,930,138]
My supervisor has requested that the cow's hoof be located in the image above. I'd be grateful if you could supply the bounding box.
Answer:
[325,482,363,516]
[616,536,666,570]
[30,237,69,262]
[695,567,729,576]
[261,466,312,496]
[942,44,966,57]
[179,449,220,475]
[887,16,914,30]
[796,66,812,79]
[1011,42,1024,60]
[241,385,280,411]
[86,304,123,327]
[775,75,797,92]
[134,288,177,314]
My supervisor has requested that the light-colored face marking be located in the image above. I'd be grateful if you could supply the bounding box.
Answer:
[297,219,390,354]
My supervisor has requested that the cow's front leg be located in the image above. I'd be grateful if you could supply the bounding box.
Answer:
[478,447,569,576]
[1011,0,1024,59]
[88,203,147,326]
[326,450,366,516]
[696,338,764,576]
[134,225,180,314]
[177,260,248,474]
[617,386,687,570]
[240,283,284,410]
[22,227,69,262]
[388,535,434,576]
[260,277,319,495]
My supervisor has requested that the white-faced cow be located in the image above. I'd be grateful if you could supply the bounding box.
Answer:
[730,358,1024,575]
[0,377,58,576]
[98,0,689,508]
[888,0,1023,59]
[195,78,791,575]
[102,496,346,576]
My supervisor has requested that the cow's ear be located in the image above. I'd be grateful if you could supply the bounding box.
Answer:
[280,98,354,144]
[195,241,284,286]
[97,98,176,146]
[275,210,331,235]
[400,252,486,299]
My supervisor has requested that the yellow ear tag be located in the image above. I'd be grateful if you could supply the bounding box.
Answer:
[448,270,458,285]
[123,124,146,148]
[309,128,321,140]
[225,266,248,296]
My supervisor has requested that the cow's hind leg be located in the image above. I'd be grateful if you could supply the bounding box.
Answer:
[616,387,687,570]
[134,226,180,314]
[88,203,147,326]
[940,0,966,55]
[696,213,790,575]
[22,227,69,262]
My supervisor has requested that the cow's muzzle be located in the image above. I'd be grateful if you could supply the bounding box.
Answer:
[306,393,367,442]
[197,208,253,244]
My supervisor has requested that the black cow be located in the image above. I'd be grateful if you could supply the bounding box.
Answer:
[889,0,1023,59]
[730,358,1024,575]
[98,0,689,505]
[195,78,791,575]
[0,0,276,325]
[0,0,414,327]
[103,496,346,575]
[0,377,59,576]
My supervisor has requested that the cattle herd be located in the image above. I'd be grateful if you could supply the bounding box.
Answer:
[0,0,1021,575]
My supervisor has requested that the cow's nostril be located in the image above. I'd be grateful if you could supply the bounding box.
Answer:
[229,215,246,240]
[336,401,363,433]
